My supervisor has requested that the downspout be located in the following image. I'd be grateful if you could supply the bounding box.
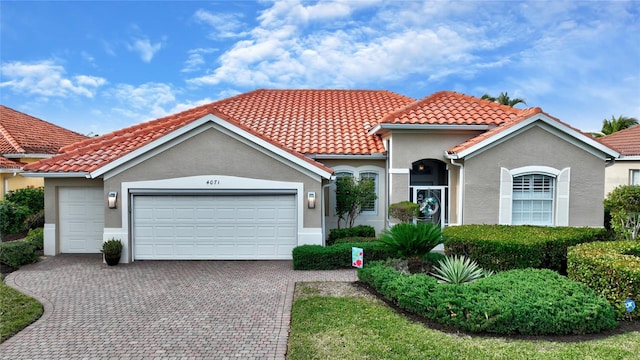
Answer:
[447,154,464,225]
[321,175,337,246]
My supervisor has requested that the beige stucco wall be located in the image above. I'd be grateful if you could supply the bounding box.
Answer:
[387,131,476,225]
[605,160,640,195]
[464,125,607,226]
[104,127,323,229]
[43,177,104,224]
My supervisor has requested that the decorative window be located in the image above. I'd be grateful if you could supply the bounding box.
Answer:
[512,174,554,225]
[499,167,570,226]
[359,172,378,213]
[631,169,640,185]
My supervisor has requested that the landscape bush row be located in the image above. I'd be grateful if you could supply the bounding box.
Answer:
[0,187,45,238]
[358,261,618,335]
[0,228,44,268]
[327,225,376,246]
[568,241,640,320]
[293,241,395,270]
[443,225,606,274]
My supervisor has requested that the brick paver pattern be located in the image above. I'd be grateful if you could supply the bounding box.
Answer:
[1,255,357,359]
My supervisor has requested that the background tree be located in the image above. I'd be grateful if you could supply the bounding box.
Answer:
[597,115,639,137]
[481,92,527,107]
[335,177,377,228]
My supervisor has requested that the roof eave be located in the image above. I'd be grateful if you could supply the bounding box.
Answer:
[368,123,490,136]
[20,171,91,178]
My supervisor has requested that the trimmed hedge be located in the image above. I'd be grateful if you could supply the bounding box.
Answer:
[0,238,39,268]
[292,242,395,270]
[359,262,618,335]
[25,228,44,250]
[443,225,606,273]
[568,241,640,320]
[333,236,378,244]
[327,225,376,246]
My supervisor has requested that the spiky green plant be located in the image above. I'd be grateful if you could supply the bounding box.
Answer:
[379,222,442,273]
[431,255,489,285]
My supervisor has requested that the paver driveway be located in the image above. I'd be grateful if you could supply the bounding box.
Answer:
[1,254,357,359]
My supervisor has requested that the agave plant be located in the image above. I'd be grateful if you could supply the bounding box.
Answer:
[431,255,490,285]
[379,222,442,274]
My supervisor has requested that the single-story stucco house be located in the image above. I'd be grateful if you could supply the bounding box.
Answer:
[600,125,640,194]
[1,105,87,199]
[24,90,619,263]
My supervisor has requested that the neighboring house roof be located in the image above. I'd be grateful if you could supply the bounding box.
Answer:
[0,156,23,171]
[0,105,87,155]
[1,105,88,173]
[599,125,640,157]
[25,89,415,175]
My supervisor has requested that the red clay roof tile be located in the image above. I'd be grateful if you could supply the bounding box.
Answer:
[26,89,415,174]
[382,91,525,125]
[0,105,87,155]
[599,125,640,156]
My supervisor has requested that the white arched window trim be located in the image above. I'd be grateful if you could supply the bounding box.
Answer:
[499,166,570,226]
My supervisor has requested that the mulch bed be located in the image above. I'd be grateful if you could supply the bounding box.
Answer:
[356,281,640,343]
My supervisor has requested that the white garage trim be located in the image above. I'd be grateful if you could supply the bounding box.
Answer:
[58,187,104,253]
[114,175,322,263]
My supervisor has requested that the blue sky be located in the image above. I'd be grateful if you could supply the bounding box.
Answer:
[1,1,639,136]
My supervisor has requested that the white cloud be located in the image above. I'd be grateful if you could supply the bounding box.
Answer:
[181,48,217,73]
[0,60,106,98]
[127,37,164,62]
[193,9,249,38]
[110,82,176,120]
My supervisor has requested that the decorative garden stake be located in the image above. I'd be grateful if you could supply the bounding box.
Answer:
[625,298,636,313]
[352,247,363,268]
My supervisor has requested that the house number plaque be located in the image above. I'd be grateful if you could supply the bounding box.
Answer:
[205,179,221,185]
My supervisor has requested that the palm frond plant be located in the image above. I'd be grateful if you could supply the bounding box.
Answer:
[431,255,491,285]
[378,222,442,274]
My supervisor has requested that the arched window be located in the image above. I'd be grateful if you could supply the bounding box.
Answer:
[499,166,570,226]
[512,174,554,225]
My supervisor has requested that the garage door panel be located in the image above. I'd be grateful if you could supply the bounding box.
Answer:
[133,194,297,260]
[59,188,104,253]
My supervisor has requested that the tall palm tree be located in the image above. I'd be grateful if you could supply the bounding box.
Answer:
[599,115,639,136]
[481,92,527,107]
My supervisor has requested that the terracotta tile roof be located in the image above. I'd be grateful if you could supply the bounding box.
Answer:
[25,89,415,174]
[447,107,544,155]
[214,89,415,154]
[0,105,87,155]
[381,91,525,125]
[0,156,23,170]
[599,125,640,156]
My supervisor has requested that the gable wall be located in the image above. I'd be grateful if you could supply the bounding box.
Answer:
[464,125,606,226]
[104,127,323,229]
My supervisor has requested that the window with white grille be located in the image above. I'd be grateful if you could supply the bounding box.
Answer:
[512,174,555,225]
[631,169,640,185]
[359,172,378,213]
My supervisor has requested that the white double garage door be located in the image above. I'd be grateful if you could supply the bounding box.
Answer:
[59,188,297,260]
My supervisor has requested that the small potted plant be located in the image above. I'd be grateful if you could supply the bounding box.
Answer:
[101,238,123,266]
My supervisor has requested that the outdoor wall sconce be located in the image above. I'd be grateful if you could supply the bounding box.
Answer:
[307,192,316,209]
[108,191,118,209]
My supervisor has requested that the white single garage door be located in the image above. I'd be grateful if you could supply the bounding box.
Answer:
[132,194,297,260]
[59,187,104,253]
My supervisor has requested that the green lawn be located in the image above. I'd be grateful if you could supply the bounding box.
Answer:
[288,295,640,360]
[0,281,43,343]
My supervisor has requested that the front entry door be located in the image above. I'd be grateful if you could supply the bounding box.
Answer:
[412,186,447,230]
